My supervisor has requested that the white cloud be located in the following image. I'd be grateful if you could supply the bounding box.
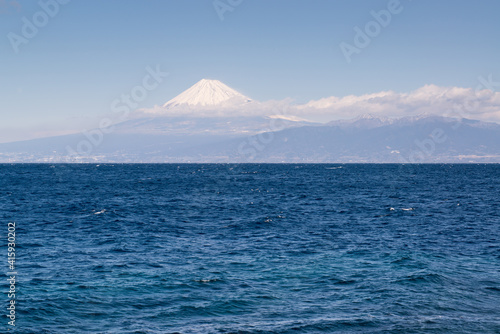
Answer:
[138,84,500,124]
[295,84,500,123]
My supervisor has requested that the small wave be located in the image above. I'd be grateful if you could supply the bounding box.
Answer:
[391,255,413,264]
[388,207,415,211]
[110,247,133,253]
[194,278,221,283]
[396,272,446,285]
[333,279,357,285]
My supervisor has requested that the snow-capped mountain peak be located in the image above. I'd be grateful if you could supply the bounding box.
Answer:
[162,79,252,109]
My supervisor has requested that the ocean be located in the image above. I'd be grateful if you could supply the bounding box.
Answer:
[1,164,499,333]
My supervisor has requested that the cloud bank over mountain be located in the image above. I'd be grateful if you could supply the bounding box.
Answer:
[139,79,500,124]
[296,84,500,123]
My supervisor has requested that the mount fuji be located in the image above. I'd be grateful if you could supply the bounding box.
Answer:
[162,79,253,109]
[118,78,312,135]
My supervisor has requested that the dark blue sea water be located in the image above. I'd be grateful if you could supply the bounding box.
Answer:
[1,164,499,333]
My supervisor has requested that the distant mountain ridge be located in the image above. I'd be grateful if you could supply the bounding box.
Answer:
[2,114,500,163]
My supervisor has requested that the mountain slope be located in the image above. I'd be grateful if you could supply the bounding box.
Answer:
[112,116,315,135]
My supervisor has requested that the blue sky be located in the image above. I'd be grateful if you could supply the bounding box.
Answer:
[1,0,500,142]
